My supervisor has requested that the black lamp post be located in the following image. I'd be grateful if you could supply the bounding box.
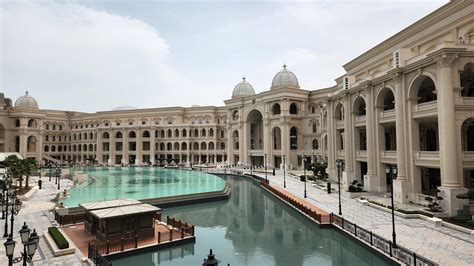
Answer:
[56,166,61,190]
[48,163,52,182]
[386,165,398,248]
[3,222,39,266]
[303,157,307,198]
[202,249,219,266]
[1,176,21,238]
[264,153,267,181]
[282,155,286,188]
[336,159,343,215]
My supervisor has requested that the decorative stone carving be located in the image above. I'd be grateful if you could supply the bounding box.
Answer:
[435,53,458,68]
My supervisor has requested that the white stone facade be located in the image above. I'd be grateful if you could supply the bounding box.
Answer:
[1,1,474,214]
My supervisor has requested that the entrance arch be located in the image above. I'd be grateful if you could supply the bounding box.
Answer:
[246,109,264,150]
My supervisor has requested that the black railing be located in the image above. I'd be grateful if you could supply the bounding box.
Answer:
[330,213,437,266]
[88,243,112,266]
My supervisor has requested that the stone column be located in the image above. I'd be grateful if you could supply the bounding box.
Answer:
[392,71,409,203]
[96,131,102,164]
[123,132,128,165]
[19,133,27,158]
[150,129,156,165]
[241,122,247,164]
[109,131,115,166]
[364,85,378,191]
[435,53,467,215]
[327,101,336,180]
[136,129,142,165]
[343,94,354,188]
[36,133,43,162]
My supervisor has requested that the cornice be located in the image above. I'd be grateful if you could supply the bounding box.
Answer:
[343,1,471,71]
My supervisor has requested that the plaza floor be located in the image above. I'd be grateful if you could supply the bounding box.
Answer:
[250,169,474,266]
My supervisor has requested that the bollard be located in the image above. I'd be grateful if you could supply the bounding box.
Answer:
[106,240,110,254]
[370,231,373,245]
[181,227,184,238]
[121,237,124,251]
[170,228,173,241]
[135,235,138,248]
[157,232,161,243]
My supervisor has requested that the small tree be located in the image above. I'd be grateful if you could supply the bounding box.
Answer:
[310,162,328,179]
[425,189,443,212]
[3,155,23,190]
[22,158,38,190]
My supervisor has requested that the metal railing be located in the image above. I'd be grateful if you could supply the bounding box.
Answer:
[330,213,437,266]
[88,243,112,266]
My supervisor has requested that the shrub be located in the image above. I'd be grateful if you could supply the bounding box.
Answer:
[424,189,443,212]
[48,227,69,249]
[348,180,363,192]
[456,189,474,200]
[450,215,471,223]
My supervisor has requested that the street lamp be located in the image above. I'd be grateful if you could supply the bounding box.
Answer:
[1,176,21,238]
[264,154,267,182]
[336,159,343,215]
[55,166,61,190]
[303,156,307,198]
[386,165,398,248]
[282,155,286,188]
[48,163,52,182]
[4,222,39,266]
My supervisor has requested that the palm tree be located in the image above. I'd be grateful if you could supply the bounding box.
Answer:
[22,158,37,190]
[3,155,23,190]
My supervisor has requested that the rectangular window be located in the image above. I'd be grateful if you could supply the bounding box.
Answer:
[312,123,317,133]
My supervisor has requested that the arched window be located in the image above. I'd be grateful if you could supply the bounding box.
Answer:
[194,129,199,137]
[58,146,62,152]
[181,142,187,150]
[201,142,207,150]
[220,142,225,150]
[289,103,298,114]
[103,132,110,139]
[290,127,298,150]
[51,146,56,152]
[115,131,123,139]
[129,131,136,138]
[209,142,215,150]
[83,133,87,140]
[354,97,366,116]
[44,145,49,152]
[142,130,150,138]
[462,118,474,151]
[182,129,187,137]
[175,129,180,138]
[167,129,172,138]
[383,89,395,111]
[233,130,239,149]
[461,63,474,97]
[28,119,37,128]
[312,139,319,149]
[273,127,281,150]
[89,132,93,139]
[45,123,49,130]
[160,143,165,151]
[193,142,199,150]
[417,77,437,104]
[209,128,214,137]
[167,143,172,151]
[201,129,206,137]
[272,103,281,115]
[160,130,165,138]
[45,135,49,141]
[174,142,180,150]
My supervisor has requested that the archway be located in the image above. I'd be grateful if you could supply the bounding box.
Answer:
[272,103,281,115]
[247,109,264,150]
[460,63,474,97]
[462,118,474,151]
[272,127,281,150]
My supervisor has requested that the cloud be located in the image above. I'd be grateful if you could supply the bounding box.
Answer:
[0,0,192,112]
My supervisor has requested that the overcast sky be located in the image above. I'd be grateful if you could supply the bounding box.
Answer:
[1,0,447,112]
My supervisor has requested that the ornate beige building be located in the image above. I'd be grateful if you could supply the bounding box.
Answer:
[1,1,474,214]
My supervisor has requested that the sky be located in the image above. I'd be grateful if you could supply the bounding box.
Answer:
[1,0,447,112]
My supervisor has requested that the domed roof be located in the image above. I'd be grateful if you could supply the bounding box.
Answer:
[14,91,39,109]
[111,106,136,111]
[271,64,299,89]
[232,77,255,98]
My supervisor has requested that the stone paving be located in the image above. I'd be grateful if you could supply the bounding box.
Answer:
[0,176,87,266]
[253,169,474,266]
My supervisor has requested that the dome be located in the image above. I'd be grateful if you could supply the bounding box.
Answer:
[232,77,255,98]
[271,64,299,89]
[111,106,136,111]
[14,91,39,109]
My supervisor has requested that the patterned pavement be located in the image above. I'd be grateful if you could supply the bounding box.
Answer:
[254,170,474,266]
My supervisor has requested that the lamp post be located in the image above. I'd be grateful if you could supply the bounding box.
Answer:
[282,155,286,188]
[56,166,61,190]
[48,163,52,182]
[3,222,39,266]
[386,165,398,248]
[264,154,267,182]
[1,184,22,238]
[303,156,307,198]
[336,159,343,215]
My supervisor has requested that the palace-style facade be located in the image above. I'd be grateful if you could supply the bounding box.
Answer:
[1,1,474,214]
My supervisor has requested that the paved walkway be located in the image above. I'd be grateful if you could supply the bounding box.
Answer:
[252,170,474,266]
[0,176,87,266]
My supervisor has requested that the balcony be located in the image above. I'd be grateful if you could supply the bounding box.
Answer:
[354,115,366,127]
[463,151,474,166]
[413,101,438,119]
[414,151,440,167]
[378,109,395,123]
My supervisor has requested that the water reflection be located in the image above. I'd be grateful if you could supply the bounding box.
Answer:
[113,176,395,266]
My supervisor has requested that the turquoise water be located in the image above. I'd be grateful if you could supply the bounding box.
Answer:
[112,176,395,266]
[61,168,226,207]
